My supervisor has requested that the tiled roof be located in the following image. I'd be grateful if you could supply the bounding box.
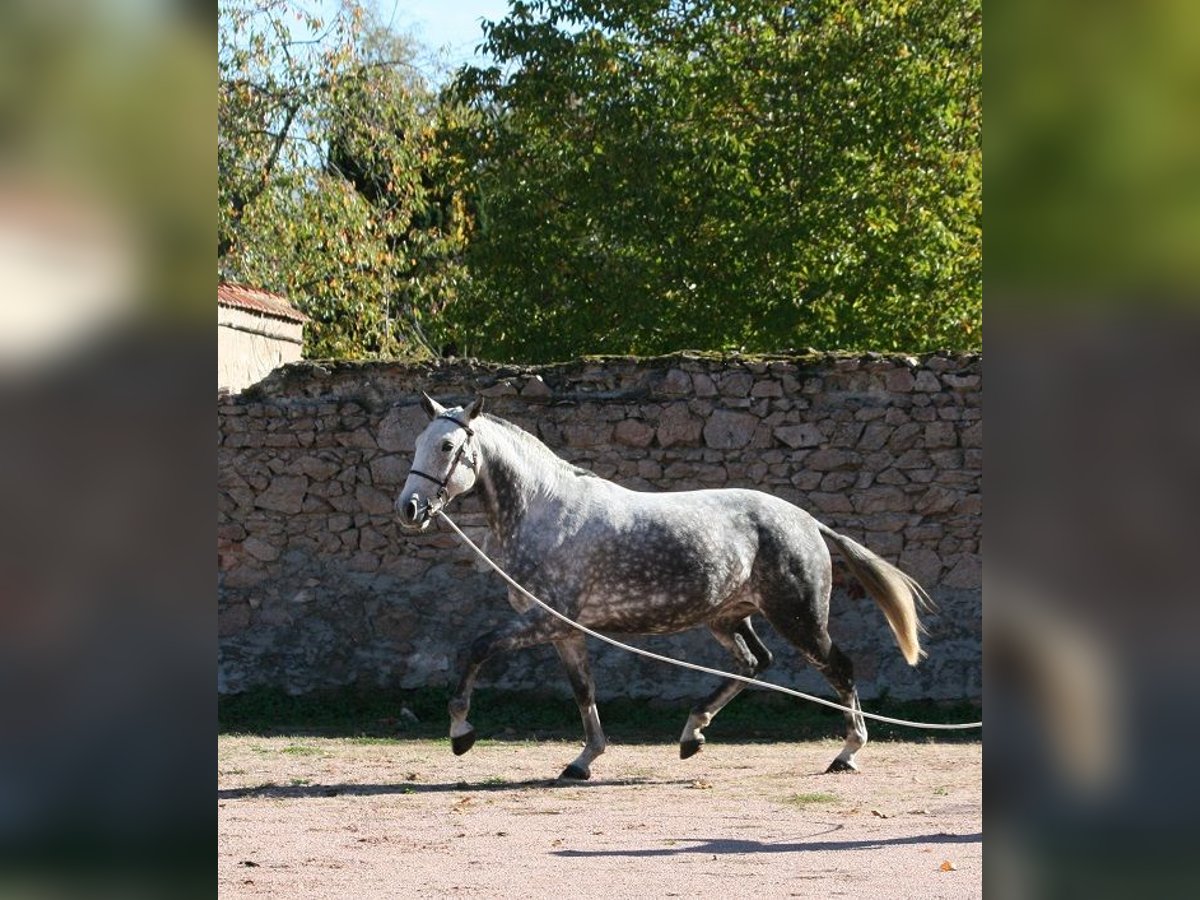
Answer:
[218,283,309,324]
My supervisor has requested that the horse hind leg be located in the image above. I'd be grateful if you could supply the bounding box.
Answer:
[554,635,607,780]
[761,607,867,773]
[815,642,868,773]
[679,617,773,759]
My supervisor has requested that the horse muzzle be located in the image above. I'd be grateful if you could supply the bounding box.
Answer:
[397,492,434,531]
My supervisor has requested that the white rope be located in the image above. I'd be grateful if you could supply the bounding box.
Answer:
[437,511,982,732]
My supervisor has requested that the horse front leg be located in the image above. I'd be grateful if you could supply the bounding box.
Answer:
[680,617,772,759]
[553,634,606,781]
[447,614,565,756]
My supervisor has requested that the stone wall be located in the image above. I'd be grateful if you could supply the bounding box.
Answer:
[218,352,981,702]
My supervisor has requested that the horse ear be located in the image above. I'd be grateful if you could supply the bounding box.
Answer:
[421,392,446,419]
[466,396,485,421]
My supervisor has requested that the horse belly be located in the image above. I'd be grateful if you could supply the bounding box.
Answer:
[573,538,753,635]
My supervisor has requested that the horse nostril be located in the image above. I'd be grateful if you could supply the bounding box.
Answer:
[404,497,420,523]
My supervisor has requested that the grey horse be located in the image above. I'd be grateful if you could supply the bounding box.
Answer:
[397,394,932,778]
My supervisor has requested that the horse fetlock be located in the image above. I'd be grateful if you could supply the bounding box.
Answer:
[448,697,471,719]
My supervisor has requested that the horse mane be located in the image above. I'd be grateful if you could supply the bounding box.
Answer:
[481,413,598,480]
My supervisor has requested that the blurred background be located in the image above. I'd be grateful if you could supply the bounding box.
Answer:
[0,0,213,893]
[988,0,1200,895]
[1,0,1198,894]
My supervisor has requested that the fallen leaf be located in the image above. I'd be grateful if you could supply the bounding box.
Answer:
[870,809,891,819]
[939,860,957,872]
[689,780,713,790]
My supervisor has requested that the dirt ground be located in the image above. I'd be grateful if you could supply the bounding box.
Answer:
[218,735,981,898]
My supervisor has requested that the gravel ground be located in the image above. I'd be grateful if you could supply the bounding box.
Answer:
[218,735,981,898]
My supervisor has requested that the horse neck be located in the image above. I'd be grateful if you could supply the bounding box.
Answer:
[474,419,571,537]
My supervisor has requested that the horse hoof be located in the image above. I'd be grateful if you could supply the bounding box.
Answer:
[824,757,859,774]
[559,764,590,781]
[451,730,477,756]
[680,739,704,760]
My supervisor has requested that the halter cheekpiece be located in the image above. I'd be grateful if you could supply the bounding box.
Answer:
[408,414,477,502]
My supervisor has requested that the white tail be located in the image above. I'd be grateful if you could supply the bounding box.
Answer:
[818,524,934,666]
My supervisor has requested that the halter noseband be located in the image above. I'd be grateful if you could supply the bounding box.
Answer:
[408,414,477,505]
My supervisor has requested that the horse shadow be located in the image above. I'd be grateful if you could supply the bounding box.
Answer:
[218,775,692,801]
[552,830,983,858]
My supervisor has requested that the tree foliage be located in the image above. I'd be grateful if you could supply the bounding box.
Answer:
[218,0,473,359]
[441,0,981,362]
[218,0,981,363]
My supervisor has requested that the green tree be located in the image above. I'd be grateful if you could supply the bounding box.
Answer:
[442,0,981,362]
[218,0,474,359]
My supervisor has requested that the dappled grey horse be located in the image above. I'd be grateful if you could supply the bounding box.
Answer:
[396,395,933,778]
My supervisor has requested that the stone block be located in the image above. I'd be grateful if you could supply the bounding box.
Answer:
[924,421,958,449]
[773,423,823,449]
[883,368,916,393]
[335,429,378,450]
[614,419,656,448]
[377,404,429,453]
[356,483,395,516]
[915,485,959,515]
[563,421,613,447]
[659,368,693,395]
[655,405,703,447]
[943,553,981,589]
[718,371,754,397]
[887,422,923,451]
[853,486,908,514]
[520,376,553,399]
[255,475,308,514]
[692,372,718,397]
[807,491,853,514]
[370,454,410,486]
[805,448,860,471]
[898,547,943,588]
[702,409,758,449]
[858,422,891,452]
[820,471,857,492]
[289,455,339,480]
[961,421,983,448]
[913,370,941,392]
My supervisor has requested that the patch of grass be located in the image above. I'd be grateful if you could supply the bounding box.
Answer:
[218,686,981,745]
[279,744,322,756]
[783,792,839,807]
[343,735,404,746]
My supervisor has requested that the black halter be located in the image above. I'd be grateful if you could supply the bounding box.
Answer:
[408,415,477,504]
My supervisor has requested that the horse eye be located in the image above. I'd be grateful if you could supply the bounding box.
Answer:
[441,440,454,453]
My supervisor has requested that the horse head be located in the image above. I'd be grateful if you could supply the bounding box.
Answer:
[396,393,485,531]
